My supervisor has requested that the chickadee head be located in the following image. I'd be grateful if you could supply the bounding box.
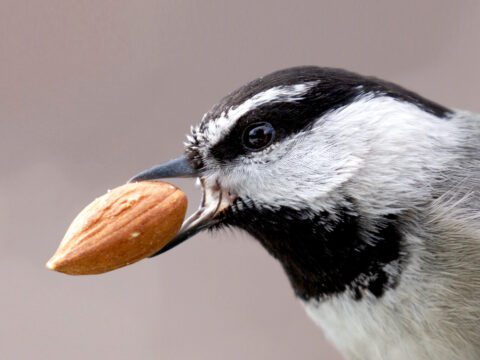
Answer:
[130,66,453,301]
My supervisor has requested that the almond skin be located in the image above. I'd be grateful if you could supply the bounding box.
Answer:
[47,181,187,275]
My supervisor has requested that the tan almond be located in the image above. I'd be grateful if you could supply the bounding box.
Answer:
[46,181,187,275]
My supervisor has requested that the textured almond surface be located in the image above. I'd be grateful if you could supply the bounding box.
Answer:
[47,181,187,275]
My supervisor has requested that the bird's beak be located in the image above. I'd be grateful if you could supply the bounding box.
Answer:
[128,156,199,181]
[129,155,234,257]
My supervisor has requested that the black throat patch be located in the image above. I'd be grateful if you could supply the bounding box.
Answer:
[219,200,406,301]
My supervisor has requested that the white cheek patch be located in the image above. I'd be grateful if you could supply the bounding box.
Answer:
[219,131,365,213]
[203,81,320,146]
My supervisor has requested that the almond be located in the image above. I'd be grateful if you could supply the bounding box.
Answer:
[46,181,187,275]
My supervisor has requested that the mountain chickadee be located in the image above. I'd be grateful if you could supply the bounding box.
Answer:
[130,66,480,360]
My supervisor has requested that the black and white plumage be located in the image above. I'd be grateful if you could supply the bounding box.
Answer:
[130,66,480,360]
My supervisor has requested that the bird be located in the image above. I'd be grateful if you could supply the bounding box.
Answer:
[129,66,480,360]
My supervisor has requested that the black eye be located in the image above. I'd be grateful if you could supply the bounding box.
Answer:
[242,122,276,151]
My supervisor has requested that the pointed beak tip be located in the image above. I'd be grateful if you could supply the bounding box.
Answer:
[128,155,199,183]
[127,173,150,184]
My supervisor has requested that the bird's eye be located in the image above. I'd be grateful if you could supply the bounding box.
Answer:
[242,122,276,151]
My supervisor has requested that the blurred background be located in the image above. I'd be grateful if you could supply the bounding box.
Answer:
[1,1,479,359]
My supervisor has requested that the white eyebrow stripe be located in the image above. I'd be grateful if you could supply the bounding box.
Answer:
[227,81,320,123]
[205,81,320,145]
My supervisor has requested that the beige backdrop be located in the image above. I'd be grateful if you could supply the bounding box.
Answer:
[1,1,479,359]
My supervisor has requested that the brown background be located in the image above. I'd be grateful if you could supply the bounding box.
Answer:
[1,1,479,359]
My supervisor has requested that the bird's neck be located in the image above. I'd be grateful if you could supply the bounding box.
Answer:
[222,201,406,301]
